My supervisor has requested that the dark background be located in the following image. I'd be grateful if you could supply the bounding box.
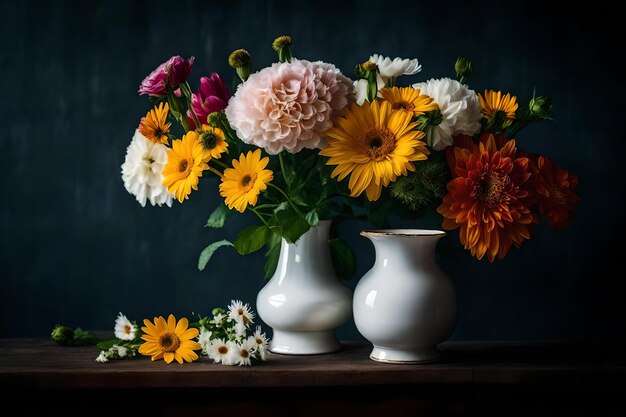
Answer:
[1,0,624,341]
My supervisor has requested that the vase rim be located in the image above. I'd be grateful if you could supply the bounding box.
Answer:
[361,229,446,238]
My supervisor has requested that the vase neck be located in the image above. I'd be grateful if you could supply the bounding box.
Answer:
[365,233,443,270]
[274,220,335,283]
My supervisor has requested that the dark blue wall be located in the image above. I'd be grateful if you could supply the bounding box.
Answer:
[2,0,624,341]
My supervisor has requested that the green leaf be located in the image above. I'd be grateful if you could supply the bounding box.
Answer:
[329,238,357,279]
[205,204,232,228]
[305,209,319,227]
[275,208,310,244]
[234,225,270,255]
[264,234,282,279]
[198,240,234,271]
[96,339,120,351]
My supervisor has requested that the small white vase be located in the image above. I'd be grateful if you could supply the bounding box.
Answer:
[353,229,457,363]
[256,220,352,355]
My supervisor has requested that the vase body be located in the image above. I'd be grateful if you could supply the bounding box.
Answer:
[256,220,352,355]
[353,230,457,363]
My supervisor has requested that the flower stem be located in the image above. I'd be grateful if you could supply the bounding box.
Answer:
[181,81,202,129]
[207,165,223,178]
[268,182,302,216]
[278,152,290,188]
[250,207,270,228]
[212,159,229,169]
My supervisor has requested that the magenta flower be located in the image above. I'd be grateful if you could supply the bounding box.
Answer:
[138,55,196,97]
[188,73,231,128]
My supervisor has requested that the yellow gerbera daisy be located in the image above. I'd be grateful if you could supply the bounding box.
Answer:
[162,131,210,203]
[219,149,273,213]
[138,314,201,364]
[380,86,438,118]
[320,100,429,201]
[197,124,228,160]
[478,90,518,121]
[139,102,171,145]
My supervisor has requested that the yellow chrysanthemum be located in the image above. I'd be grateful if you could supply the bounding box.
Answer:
[478,90,518,121]
[139,102,171,145]
[162,131,209,203]
[320,100,429,201]
[380,87,438,118]
[197,124,228,160]
[138,314,201,364]
[219,149,273,213]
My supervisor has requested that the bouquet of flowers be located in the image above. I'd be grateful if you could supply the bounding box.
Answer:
[121,35,579,272]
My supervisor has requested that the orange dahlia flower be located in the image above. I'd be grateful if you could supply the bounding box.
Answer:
[529,155,580,231]
[438,133,537,261]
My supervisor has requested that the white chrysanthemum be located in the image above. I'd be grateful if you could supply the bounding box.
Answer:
[250,326,269,361]
[198,329,213,355]
[95,351,109,363]
[208,338,234,365]
[369,54,421,80]
[121,130,173,207]
[227,300,255,326]
[232,339,255,366]
[114,312,136,341]
[353,74,385,106]
[226,59,353,154]
[412,78,482,150]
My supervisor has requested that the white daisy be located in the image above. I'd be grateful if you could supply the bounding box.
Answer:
[121,129,173,207]
[210,313,225,326]
[208,338,234,365]
[113,345,128,358]
[95,351,109,363]
[231,339,256,366]
[250,326,269,361]
[227,300,255,327]
[369,54,422,81]
[234,321,247,340]
[114,312,136,341]
[412,77,482,150]
[198,329,213,355]
[353,74,385,105]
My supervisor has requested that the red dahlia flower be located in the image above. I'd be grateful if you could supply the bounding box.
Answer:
[438,133,537,261]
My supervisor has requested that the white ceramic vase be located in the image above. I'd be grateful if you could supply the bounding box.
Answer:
[353,229,457,363]
[256,220,352,355]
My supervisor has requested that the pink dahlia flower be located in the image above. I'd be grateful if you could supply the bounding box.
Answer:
[138,55,195,97]
[188,73,231,129]
[225,59,353,154]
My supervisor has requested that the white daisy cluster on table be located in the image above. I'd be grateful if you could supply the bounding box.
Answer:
[196,300,269,366]
[94,311,141,363]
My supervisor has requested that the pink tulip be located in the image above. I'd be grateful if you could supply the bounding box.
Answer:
[188,73,231,128]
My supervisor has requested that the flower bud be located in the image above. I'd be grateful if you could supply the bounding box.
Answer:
[228,49,252,82]
[51,325,75,345]
[207,111,222,127]
[454,56,472,85]
[272,35,293,63]
[529,94,552,120]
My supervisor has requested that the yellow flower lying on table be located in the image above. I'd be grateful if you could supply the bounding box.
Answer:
[139,314,201,364]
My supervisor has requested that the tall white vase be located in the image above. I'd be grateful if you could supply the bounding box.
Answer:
[353,229,457,363]
[256,220,352,355]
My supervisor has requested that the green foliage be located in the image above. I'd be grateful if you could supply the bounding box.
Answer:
[274,207,310,243]
[205,204,232,228]
[329,238,357,279]
[51,325,98,346]
[234,225,270,255]
[198,240,234,271]
[390,154,448,212]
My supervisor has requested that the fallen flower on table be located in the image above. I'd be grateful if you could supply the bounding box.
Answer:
[51,301,270,366]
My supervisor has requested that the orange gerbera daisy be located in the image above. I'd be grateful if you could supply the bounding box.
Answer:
[139,102,171,145]
[529,155,580,231]
[437,133,536,261]
[138,314,201,364]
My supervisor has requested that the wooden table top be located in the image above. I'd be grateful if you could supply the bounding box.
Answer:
[1,338,624,389]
